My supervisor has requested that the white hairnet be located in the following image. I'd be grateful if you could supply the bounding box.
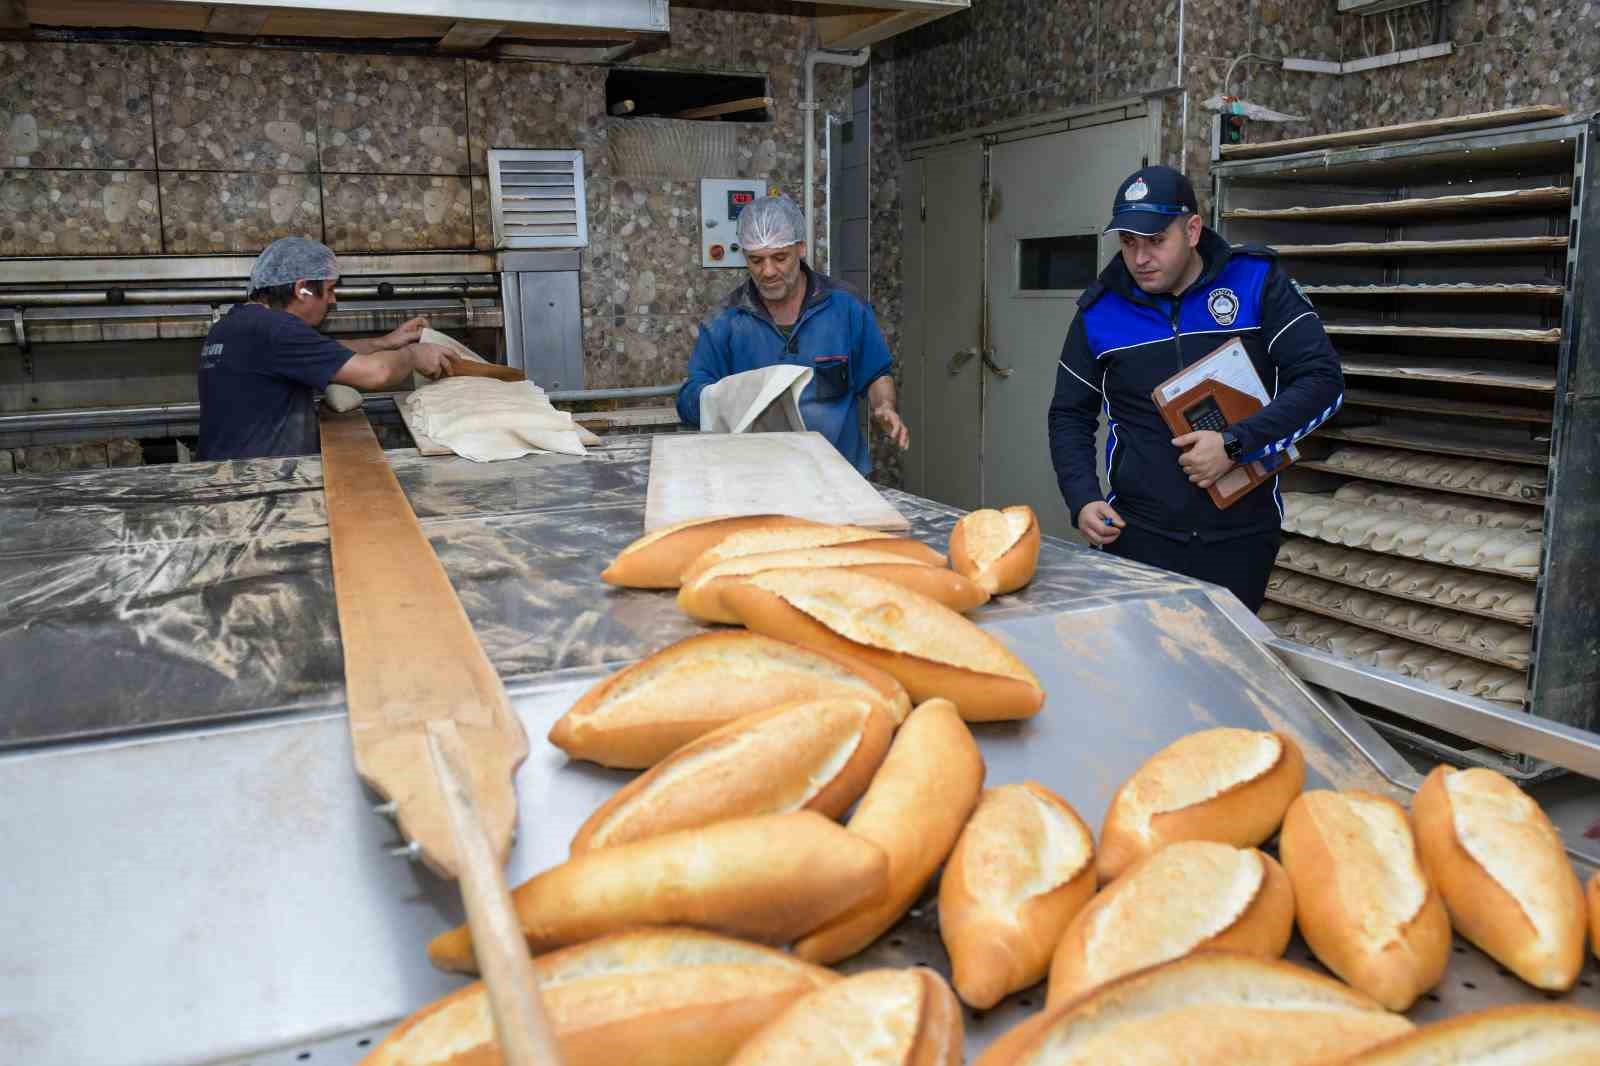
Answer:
[248,236,339,292]
[735,194,806,252]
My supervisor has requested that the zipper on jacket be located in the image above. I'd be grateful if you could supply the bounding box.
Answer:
[1169,297,1183,373]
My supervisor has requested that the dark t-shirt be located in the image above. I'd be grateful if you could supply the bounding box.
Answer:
[197,303,354,460]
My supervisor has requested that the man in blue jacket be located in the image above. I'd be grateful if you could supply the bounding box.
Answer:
[676,195,909,476]
[1048,166,1343,610]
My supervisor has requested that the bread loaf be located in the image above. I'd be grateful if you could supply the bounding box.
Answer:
[726,967,962,1066]
[570,697,894,854]
[681,526,946,581]
[677,546,988,625]
[602,515,821,588]
[949,505,1040,595]
[975,952,1411,1066]
[1590,872,1600,962]
[1411,765,1586,990]
[548,631,911,768]
[794,699,984,964]
[939,782,1096,1008]
[1338,1004,1600,1065]
[1046,840,1295,1007]
[1096,727,1306,882]
[721,570,1045,721]
[426,812,888,972]
[366,927,837,1066]
[1279,790,1451,1011]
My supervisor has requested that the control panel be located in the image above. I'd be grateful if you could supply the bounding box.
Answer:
[699,178,767,268]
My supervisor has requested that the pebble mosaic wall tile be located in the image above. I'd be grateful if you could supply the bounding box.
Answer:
[159,172,321,255]
[467,60,607,176]
[317,53,468,175]
[323,174,473,253]
[0,42,155,170]
[153,47,320,173]
[0,169,160,255]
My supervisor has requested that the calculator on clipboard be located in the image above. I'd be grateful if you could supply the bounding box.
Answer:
[1152,338,1296,510]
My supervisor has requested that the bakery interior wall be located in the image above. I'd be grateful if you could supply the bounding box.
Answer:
[0,0,856,435]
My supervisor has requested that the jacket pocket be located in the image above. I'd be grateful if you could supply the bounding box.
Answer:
[812,354,850,402]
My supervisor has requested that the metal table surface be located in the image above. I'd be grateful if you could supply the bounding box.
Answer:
[3,439,1599,1065]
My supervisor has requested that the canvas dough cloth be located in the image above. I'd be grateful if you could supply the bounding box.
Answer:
[697,364,813,434]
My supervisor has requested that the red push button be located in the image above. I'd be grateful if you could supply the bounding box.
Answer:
[709,244,725,261]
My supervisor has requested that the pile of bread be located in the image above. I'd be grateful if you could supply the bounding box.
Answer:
[1261,604,1529,705]
[1277,538,1536,622]
[1266,570,1533,667]
[1281,488,1542,575]
[1320,445,1541,503]
[367,709,1600,1066]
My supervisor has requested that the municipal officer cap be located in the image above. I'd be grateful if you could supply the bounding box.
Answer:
[1104,165,1199,236]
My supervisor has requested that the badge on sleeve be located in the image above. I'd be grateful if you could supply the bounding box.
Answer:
[1291,278,1315,308]
[1207,287,1239,326]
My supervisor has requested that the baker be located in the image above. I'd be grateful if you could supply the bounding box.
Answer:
[1048,165,1344,611]
[676,195,909,476]
[197,236,451,460]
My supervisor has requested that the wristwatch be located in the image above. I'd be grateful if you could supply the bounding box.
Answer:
[1221,430,1243,462]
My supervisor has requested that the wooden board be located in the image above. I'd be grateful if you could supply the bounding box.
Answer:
[319,411,528,877]
[671,96,773,119]
[1303,282,1565,298]
[1325,324,1561,343]
[1318,425,1549,466]
[1344,388,1554,424]
[1218,105,1568,161]
[1224,186,1570,222]
[1273,235,1568,258]
[1339,357,1557,393]
[645,431,910,533]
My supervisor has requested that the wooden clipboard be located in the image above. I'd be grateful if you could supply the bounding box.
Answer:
[1152,337,1294,510]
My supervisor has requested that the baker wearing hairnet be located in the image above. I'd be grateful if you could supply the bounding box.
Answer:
[676,194,909,474]
[196,236,452,460]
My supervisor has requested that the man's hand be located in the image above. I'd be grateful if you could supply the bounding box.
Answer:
[1077,501,1124,546]
[1173,430,1234,488]
[410,342,451,380]
[873,403,911,450]
[381,316,430,350]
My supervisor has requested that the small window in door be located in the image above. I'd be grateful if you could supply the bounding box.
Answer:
[1018,235,1099,291]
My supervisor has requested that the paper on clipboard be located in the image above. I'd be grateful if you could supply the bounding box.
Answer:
[1157,337,1272,407]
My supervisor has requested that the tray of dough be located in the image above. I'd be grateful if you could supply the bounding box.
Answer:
[1301,447,1546,505]
[1275,538,1535,626]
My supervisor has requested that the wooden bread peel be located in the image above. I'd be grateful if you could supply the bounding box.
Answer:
[319,409,564,1066]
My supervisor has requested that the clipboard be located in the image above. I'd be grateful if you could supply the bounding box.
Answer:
[1152,336,1295,510]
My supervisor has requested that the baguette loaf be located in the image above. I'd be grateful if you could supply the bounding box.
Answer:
[1590,872,1600,962]
[949,505,1040,596]
[570,697,894,854]
[677,546,989,624]
[1046,840,1295,1007]
[366,927,837,1066]
[681,526,946,581]
[939,782,1096,1008]
[1279,790,1451,1011]
[1339,1004,1600,1065]
[426,812,888,972]
[794,699,985,964]
[602,515,821,588]
[1411,765,1586,991]
[548,631,911,768]
[726,967,962,1066]
[1097,727,1306,883]
[975,953,1411,1066]
[721,570,1045,721]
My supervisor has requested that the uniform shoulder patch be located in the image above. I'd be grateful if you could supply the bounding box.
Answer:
[1207,287,1240,326]
[1290,277,1315,308]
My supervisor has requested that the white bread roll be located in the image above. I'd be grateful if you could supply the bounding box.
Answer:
[548,631,911,768]
[939,782,1096,1008]
[677,545,988,625]
[681,526,947,581]
[1591,872,1600,962]
[426,812,888,972]
[793,698,985,964]
[1096,727,1306,883]
[721,569,1045,721]
[366,928,837,1066]
[949,505,1040,595]
[602,515,824,588]
[1045,840,1295,1007]
[1340,1004,1600,1065]
[727,967,961,1066]
[975,952,1410,1066]
[1411,765,1586,990]
[570,697,895,854]
[1279,790,1451,1010]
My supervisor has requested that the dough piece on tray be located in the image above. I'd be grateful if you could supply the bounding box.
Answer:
[1499,587,1537,616]
[1416,651,1465,684]
[1420,527,1458,564]
[1392,523,1432,558]
[1431,613,1471,644]
[1441,660,1491,691]
[1346,593,1389,622]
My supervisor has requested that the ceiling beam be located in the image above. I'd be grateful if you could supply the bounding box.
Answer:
[437,20,504,51]
[205,6,269,34]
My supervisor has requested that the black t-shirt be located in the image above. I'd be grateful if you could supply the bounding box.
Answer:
[197,303,355,460]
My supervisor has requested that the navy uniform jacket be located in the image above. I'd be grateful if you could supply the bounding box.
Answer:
[677,265,892,475]
[1048,228,1344,541]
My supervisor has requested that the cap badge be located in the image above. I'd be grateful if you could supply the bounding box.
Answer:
[1125,178,1149,202]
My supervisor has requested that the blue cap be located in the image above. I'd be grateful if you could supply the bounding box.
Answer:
[1104,165,1199,236]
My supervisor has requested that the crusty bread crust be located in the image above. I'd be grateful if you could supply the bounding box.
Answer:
[602,515,821,588]
[726,968,962,1066]
[681,529,946,583]
[949,506,1041,596]
[1338,1003,1600,1065]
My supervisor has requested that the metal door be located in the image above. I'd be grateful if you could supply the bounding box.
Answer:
[983,119,1148,538]
[900,142,985,509]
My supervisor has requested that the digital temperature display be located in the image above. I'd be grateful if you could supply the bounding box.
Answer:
[727,189,756,219]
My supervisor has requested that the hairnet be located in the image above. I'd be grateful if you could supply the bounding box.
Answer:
[735,194,806,252]
[248,236,339,292]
